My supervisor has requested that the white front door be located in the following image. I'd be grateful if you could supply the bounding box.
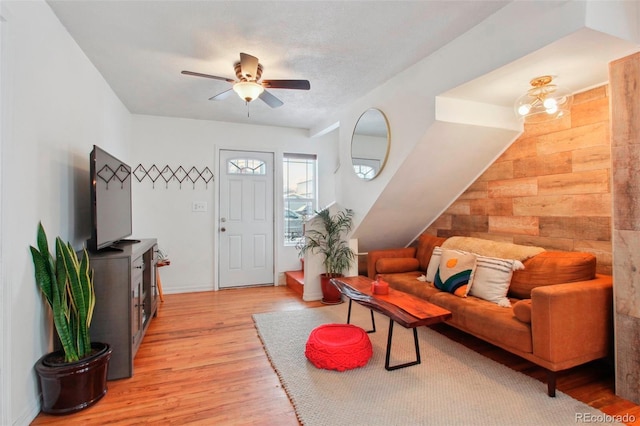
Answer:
[218,150,274,288]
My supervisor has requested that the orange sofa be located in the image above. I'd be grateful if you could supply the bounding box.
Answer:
[368,233,613,397]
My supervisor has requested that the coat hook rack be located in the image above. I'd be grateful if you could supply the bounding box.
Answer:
[133,164,213,189]
[97,164,131,189]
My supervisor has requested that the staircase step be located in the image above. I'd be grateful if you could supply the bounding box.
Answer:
[285,270,304,298]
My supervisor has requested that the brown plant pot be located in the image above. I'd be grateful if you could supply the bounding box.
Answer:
[35,342,112,415]
[320,273,344,305]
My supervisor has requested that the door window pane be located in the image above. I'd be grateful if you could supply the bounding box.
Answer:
[227,158,266,175]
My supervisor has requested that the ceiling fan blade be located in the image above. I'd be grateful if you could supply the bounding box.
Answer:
[262,79,310,90]
[239,53,259,80]
[181,70,234,83]
[208,88,234,101]
[259,90,284,108]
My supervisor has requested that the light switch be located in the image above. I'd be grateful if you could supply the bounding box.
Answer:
[192,201,208,212]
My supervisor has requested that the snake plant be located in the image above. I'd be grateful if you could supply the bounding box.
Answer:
[30,222,95,363]
[297,208,356,277]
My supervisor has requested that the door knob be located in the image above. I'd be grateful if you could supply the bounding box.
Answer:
[221,227,226,232]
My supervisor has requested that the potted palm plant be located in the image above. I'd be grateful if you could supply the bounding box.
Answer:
[30,222,112,414]
[297,208,356,304]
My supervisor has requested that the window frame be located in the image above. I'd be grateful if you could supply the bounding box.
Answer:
[283,153,317,246]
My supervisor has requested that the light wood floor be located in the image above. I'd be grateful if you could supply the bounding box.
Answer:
[32,286,640,425]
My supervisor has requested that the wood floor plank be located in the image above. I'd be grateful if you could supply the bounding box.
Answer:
[32,286,639,425]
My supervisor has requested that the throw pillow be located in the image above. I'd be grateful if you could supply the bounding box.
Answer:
[426,246,470,282]
[425,246,443,282]
[468,255,525,307]
[433,249,477,297]
[513,299,532,324]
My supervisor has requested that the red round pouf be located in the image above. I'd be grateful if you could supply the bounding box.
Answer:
[305,324,373,371]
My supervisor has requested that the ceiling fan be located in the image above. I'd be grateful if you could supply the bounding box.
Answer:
[181,52,310,108]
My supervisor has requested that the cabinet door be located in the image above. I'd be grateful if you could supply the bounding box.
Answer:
[131,256,144,349]
[143,244,159,319]
[89,255,132,380]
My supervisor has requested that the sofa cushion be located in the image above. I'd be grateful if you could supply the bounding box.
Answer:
[509,252,597,299]
[513,299,532,324]
[468,255,524,307]
[434,249,476,297]
[375,257,420,274]
[430,292,532,353]
[415,234,447,271]
[382,272,441,301]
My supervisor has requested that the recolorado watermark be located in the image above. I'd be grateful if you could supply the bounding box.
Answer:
[576,412,636,423]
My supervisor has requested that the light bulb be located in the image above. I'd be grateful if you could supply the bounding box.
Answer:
[517,104,531,116]
[515,76,573,122]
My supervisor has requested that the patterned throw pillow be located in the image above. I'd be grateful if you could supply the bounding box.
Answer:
[426,246,467,282]
[434,249,477,297]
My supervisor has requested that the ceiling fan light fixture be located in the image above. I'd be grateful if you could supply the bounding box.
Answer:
[233,81,264,103]
[514,75,573,123]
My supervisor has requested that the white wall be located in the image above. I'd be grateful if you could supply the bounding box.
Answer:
[130,114,337,293]
[0,1,132,424]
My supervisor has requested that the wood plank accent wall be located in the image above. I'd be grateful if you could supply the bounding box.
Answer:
[425,85,612,274]
[610,51,640,405]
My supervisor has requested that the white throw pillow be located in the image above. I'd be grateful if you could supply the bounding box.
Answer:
[425,246,443,282]
[468,255,524,307]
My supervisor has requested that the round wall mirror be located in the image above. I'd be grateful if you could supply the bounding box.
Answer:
[351,108,390,181]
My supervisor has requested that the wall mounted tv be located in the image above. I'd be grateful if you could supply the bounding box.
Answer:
[88,145,133,252]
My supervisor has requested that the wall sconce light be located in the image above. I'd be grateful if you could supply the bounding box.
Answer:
[514,75,573,123]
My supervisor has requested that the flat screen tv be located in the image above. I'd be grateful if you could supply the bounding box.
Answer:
[88,145,133,252]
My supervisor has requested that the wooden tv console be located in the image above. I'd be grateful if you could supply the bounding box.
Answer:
[87,238,159,380]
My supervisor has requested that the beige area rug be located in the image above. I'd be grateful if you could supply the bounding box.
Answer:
[253,303,620,426]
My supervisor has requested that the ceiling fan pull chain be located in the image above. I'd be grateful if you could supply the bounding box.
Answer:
[246,101,250,118]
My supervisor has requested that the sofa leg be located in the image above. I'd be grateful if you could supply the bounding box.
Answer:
[546,370,557,397]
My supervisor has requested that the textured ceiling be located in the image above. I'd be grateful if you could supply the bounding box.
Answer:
[46,0,510,131]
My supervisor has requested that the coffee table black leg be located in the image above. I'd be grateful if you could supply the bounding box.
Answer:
[346,299,376,333]
[385,319,421,371]
[369,310,376,333]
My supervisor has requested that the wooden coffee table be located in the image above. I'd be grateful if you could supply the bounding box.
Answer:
[331,276,452,371]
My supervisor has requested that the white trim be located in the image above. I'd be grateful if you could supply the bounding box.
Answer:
[0,8,10,424]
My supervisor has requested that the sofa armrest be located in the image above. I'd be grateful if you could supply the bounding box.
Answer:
[530,274,613,368]
[367,247,417,279]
